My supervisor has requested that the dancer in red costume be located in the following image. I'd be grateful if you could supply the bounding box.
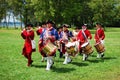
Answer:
[21,24,36,66]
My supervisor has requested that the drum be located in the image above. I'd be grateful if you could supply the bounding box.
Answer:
[65,42,78,56]
[42,42,57,56]
[94,42,105,53]
[81,42,93,55]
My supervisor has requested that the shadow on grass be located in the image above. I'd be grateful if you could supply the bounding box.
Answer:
[55,59,64,62]
[52,67,75,73]
[103,57,116,60]
[88,57,116,63]
[71,62,88,67]
[87,59,103,63]
[91,55,97,57]
[31,64,46,68]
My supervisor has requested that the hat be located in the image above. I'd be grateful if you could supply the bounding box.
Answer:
[46,20,54,24]
[62,24,69,28]
[26,23,33,27]
[84,24,87,26]
[96,23,102,26]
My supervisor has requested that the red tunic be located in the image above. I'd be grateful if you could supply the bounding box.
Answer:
[21,29,35,56]
[77,29,92,49]
[36,27,43,35]
[94,28,105,43]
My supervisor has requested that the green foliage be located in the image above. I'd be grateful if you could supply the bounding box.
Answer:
[0,0,8,21]
[0,0,120,27]
[0,28,120,80]
[88,0,120,26]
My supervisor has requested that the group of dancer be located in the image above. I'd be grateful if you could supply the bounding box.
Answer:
[21,20,105,70]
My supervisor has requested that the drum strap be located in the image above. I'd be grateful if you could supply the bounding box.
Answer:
[41,29,46,44]
[97,29,101,43]
[82,30,88,41]
[97,29,100,39]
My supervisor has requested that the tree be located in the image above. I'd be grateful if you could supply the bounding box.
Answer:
[88,0,119,27]
[0,0,8,28]
[1,0,119,28]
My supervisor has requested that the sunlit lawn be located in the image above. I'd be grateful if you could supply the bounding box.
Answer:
[0,27,120,80]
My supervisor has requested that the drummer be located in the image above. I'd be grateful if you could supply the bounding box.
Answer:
[39,20,59,70]
[59,24,74,64]
[36,22,47,62]
[94,23,105,58]
[77,24,92,61]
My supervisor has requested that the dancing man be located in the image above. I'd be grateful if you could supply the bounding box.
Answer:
[21,24,36,66]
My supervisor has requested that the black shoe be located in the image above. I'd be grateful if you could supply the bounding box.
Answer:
[59,52,63,58]
[85,55,88,61]
[101,54,104,58]
[70,59,72,63]
[84,57,87,61]
[52,62,54,65]
[51,62,54,68]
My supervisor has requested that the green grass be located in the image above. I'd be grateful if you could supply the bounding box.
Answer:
[0,28,120,80]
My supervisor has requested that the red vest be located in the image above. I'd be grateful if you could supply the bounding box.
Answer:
[94,28,105,43]
[77,29,92,44]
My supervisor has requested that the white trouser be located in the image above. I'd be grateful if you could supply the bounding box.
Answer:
[83,53,88,61]
[46,56,53,70]
[63,53,71,64]
[97,53,104,58]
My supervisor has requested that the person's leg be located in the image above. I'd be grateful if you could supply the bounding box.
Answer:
[40,51,47,62]
[63,53,68,64]
[67,55,72,63]
[46,57,51,70]
[24,54,28,59]
[49,56,54,67]
[58,49,62,58]
[83,53,88,61]
[60,52,63,58]
[27,53,33,66]
[41,56,44,62]
[101,53,104,58]
[97,53,101,58]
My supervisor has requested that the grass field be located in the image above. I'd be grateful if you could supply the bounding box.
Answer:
[0,28,120,80]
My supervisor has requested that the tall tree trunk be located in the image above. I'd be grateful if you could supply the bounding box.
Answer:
[8,13,11,28]
[13,15,16,29]
[5,15,8,29]
[20,14,23,29]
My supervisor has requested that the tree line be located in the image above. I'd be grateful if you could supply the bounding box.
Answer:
[0,0,120,29]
